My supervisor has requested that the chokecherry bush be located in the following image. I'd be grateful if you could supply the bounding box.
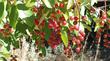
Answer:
[0,0,110,60]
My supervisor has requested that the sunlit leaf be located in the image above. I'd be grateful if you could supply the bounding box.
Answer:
[9,5,18,29]
[17,4,29,10]
[42,0,52,8]
[0,2,4,19]
[61,31,68,47]
[67,0,74,9]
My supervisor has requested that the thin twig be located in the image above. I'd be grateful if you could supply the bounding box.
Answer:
[94,36,101,61]
[81,32,90,61]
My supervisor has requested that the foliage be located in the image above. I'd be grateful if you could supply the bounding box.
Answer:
[0,0,110,60]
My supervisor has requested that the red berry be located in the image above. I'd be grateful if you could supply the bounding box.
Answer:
[75,47,81,53]
[104,34,108,38]
[4,23,10,29]
[34,19,39,26]
[51,44,57,49]
[70,16,74,20]
[50,13,55,18]
[40,32,45,39]
[96,33,100,39]
[0,29,4,33]
[35,41,39,45]
[74,16,79,21]
[59,16,65,21]
[55,3,58,8]
[57,10,61,14]
[79,31,85,37]
[60,3,64,8]
[108,19,110,23]
[69,26,74,31]
[100,21,105,26]
[75,39,81,45]
[33,6,38,13]
[108,34,110,37]
[48,24,53,29]
[62,21,67,26]
[79,36,84,42]
[98,28,103,32]
[90,7,95,13]
[82,16,87,20]
[41,20,45,26]
[73,25,79,30]
[101,14,107,20]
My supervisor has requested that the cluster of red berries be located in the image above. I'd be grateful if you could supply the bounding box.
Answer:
[48,19,60,31]
[103,33,110,48]
[0,23,13,37]
[64,45,72,58]
[72,31,85,53]
[47,31,61,49]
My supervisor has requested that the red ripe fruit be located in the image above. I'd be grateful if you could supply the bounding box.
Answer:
[79,36,84,42]
[100,21,105,26]
[69,26,74,31]
[60,3,64,8]
[73,25,79,30]
[79,31,85,37]
[75,47,81,53]
[108,19,110,23]
[50,13,55,18]
[8,28,13,33]
[98,28,103,32]
[34,19,39,26]
[35,41,39,46]
[96,33,100,39]
[78,33,84,42]
[0,29,4,33]
[70,16,74,20]
[40,32,45,39]
[75,39,81,45]
[101,14,107,20]
[82,16,87,20]
[90,7,95,13]
[55,3,58,8]
[59,16,65,21]
[4,23,10,29]
[41,20,45,26]
[104,34,108,38]
[62,20,67,26]
[51,44,57,49]
[74,16,79,21]
[108,34,110,37]
[33,6,38,13]
[57,10,61,14]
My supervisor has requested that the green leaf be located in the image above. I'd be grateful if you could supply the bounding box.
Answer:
[9,5,18,29]
[91,0,97,6]
[18,10,33,19]
[44,21,51,40]
[60,31,68,47]
[67,0,74,9]
[42,0,52,8]
[17,4,29,10]
[49,0,55,6]
[0,2,4,19]
[41,47,46,56]
[16,21,28,33]
[107,10,110,16]
[24,15,35,28]
[80,6,85,16]
[0,46,10,58]
[83,23,91,31]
